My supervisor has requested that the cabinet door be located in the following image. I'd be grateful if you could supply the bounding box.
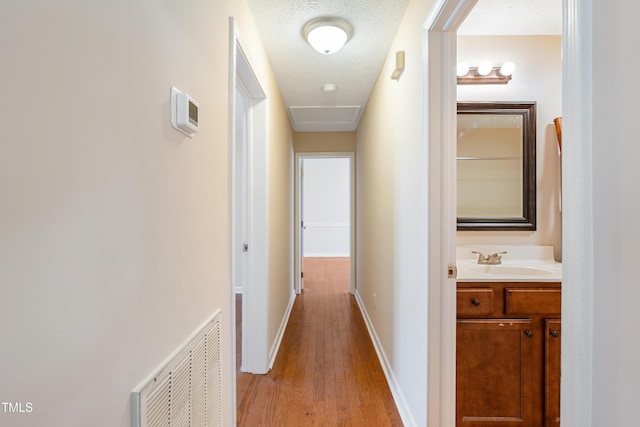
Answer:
[545,319,561,427]
[457,319,534,427]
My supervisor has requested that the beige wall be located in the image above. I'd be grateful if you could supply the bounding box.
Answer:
[457,36,563,259]
[294,131,357,153]
[0,1,292,426]
[268,97,295,352]
[355,0,435,424]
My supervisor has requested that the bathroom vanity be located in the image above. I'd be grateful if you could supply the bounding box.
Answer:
[456,246,562,427]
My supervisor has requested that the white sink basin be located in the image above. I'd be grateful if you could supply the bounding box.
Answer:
[462,264,558,276]
[456,245,563,282]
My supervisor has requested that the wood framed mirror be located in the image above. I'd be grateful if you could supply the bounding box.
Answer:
[457,101,536,230]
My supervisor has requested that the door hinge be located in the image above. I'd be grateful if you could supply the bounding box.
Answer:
[243,243,249,252]
[301,271,304,279]
[448,265,457,279]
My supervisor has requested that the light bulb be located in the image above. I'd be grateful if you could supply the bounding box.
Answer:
[307,25,348,54]
[477,61,493,76]
[456,62,470,77]
[499,61,516,76]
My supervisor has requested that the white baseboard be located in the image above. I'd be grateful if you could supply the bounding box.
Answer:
[354,290,417,427]
[268,290,297,369]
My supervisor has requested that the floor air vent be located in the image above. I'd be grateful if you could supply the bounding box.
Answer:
[132,309,222,427]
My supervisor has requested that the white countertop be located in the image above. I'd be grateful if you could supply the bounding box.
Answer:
[456,245,562,282]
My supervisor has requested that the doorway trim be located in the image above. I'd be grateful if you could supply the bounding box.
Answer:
[424,2,476,426]
[558,1,594,426]
[228,17,270,390]
[423,0,594,426]
[294,152,356,295]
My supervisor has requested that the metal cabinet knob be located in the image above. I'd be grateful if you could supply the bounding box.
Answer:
[525,330,534,338]
[471,299,480,307]
[549,330,559,338]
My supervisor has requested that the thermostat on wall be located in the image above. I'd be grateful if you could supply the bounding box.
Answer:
[171,86,199,137]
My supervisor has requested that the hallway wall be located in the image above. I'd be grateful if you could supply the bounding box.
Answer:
[355,0,435,425]
[294,131,357,152]
[0,1,292,426]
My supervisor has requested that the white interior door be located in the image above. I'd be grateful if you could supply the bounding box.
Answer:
[299,157,305,292]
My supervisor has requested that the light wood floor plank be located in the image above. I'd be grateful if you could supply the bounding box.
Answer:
[237,257,403,426]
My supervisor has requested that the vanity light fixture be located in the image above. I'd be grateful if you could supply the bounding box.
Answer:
[457,61,516,85]
[303,17,353,54]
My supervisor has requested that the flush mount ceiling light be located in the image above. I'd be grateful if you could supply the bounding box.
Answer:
[303,17,353,54]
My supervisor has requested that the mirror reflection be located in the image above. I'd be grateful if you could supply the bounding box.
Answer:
[457,102,536,230]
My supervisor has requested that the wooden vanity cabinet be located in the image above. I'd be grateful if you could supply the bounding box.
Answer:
[544,320,561,427]
[457,318,534,426]
[456,282,561,427]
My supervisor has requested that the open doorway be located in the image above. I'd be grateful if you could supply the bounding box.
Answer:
[424,0,575,426]
[229,18,270,394]
[295,153,355,296]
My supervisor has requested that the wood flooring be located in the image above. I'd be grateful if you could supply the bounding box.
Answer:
[236,257,403,426]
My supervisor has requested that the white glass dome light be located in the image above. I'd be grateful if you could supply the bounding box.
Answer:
[477,61,493,76]
[456,62,470,77]
[499,61,516,76]
[303,18,353,55]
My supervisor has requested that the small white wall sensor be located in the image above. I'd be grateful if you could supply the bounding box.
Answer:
[171,87,199,137]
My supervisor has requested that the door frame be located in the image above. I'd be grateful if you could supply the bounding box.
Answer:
[228,17,270,388]
[294,152,356,295]
[234,81,250,296]
[423,0,594,426]
[424,2,474,425]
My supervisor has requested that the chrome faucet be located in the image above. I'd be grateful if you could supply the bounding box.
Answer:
[472,250,508,265]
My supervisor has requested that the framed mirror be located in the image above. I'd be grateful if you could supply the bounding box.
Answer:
[457,101,536,230]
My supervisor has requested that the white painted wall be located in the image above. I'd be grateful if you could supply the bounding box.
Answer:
[356,0,435,425]
[589,1,640,425]
[303,158,350,257]
[0,1,292,426]
[457,36,563,260]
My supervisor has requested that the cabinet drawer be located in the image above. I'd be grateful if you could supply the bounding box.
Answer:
[457,288,494,316]
[505,288,561,314]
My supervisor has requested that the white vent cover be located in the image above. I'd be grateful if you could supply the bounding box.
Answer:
[288,105,362,132]
[132,310,222,427]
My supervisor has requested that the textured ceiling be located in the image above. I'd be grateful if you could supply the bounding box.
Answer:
[458,0,562,36]
[247,0,561,132]
[247,0,409,132]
